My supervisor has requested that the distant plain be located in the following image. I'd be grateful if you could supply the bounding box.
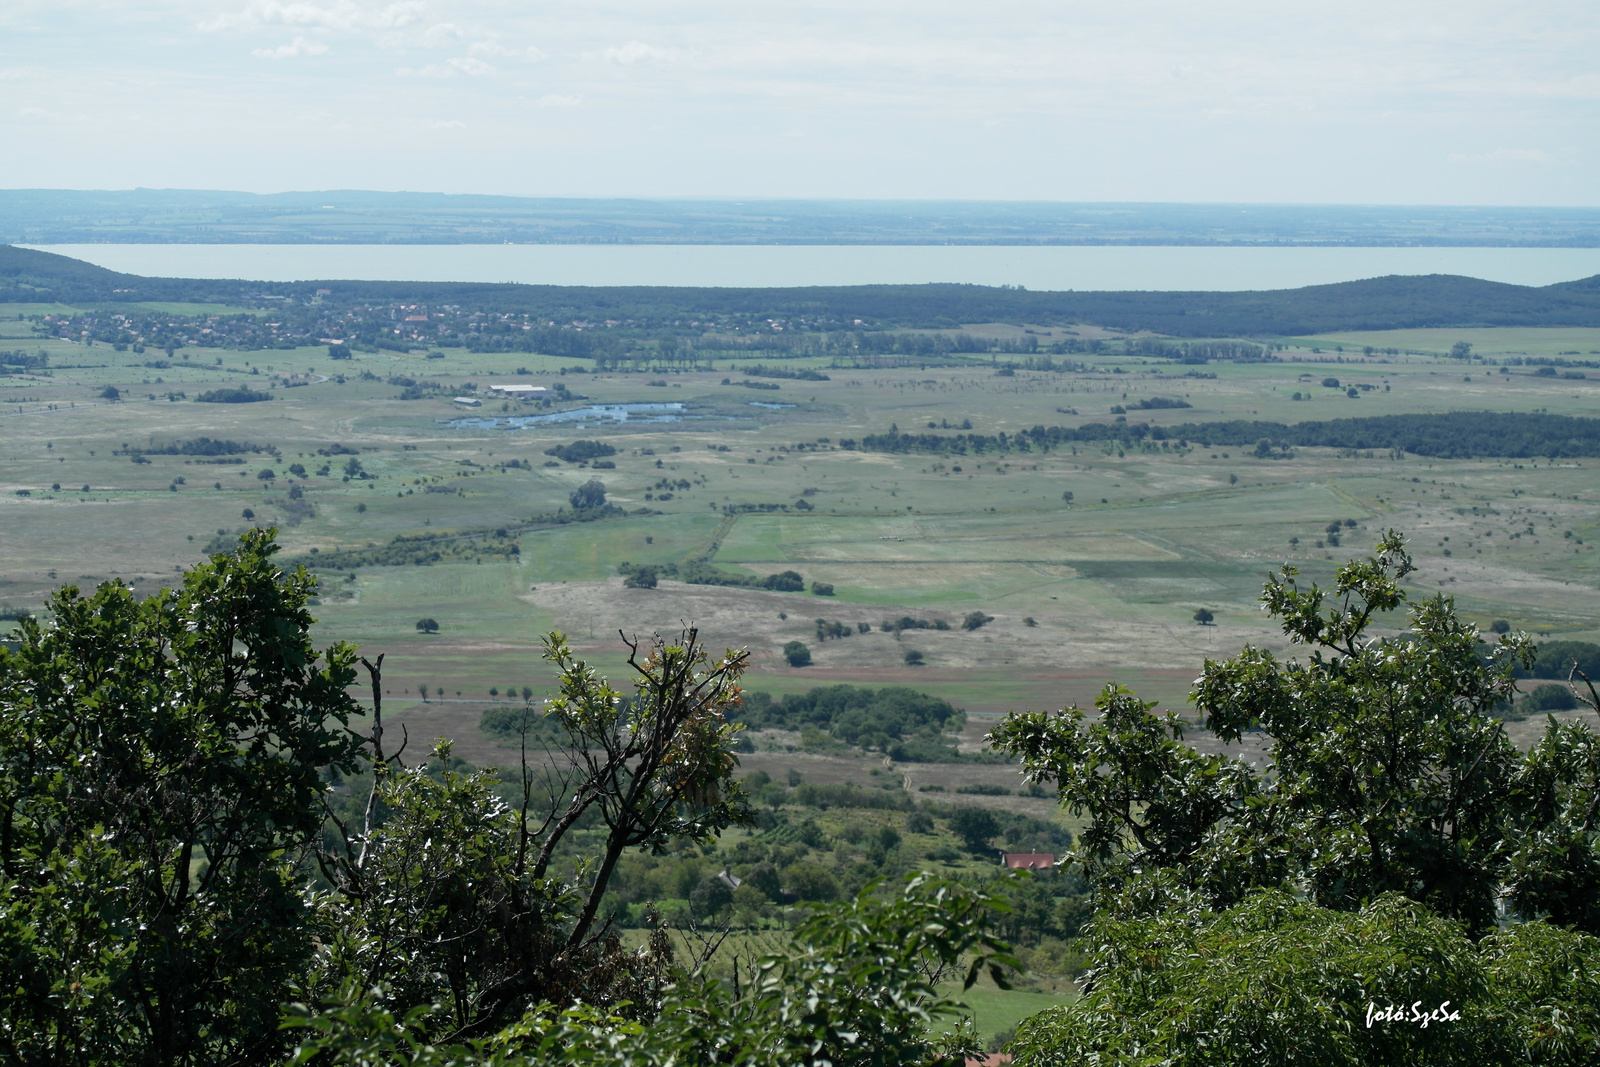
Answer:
[4,312,1598,777]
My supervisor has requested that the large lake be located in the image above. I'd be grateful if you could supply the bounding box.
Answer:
[29,244,1600,291]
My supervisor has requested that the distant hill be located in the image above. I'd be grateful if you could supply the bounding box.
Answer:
[4,245,1600,336]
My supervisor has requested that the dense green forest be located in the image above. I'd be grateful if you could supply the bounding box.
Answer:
[6,244,1600,336]
[4,530,1600,1065]
[856,411,1600,459]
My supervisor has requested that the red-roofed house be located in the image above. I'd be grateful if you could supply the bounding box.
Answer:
[1000,852,1055,872]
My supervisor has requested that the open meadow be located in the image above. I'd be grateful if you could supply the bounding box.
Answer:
[5,317,1599,746]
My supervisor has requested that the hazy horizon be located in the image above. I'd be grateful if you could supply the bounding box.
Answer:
[3,2,1595,206]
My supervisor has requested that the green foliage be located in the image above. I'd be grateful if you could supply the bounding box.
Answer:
[1522,682,1578,713]
[862,412,1600,459]
[739,684,966,760]
[568,478,607,510]
[0,528,364,1064]
[287,874,1015,1067]
[881,615,952,633]
[1521,640,1600,680]
[296,526,525,569]
[782,640,811,667]
[1007,890,1600,1067]
[13,244,1600,337]
[312,743,657,1036]
[993,529,1600,991]
[477,705,568,748]
[741,364,829,381]
[622,566,658,589]
[790,782,913,812]
[196,387,273,403]
[114,436,268,457]
[315,629,754,1041]
[543,441,616,464]
[950,807,1002,853]
[1504,714,1600,933]
[620,560,808,592]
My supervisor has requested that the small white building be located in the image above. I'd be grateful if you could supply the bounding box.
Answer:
[453,397,482,407]
[488,383,548,395]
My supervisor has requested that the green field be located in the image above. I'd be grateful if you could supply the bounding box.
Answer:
[5,325,1599,709]
[1294,325,1600,358]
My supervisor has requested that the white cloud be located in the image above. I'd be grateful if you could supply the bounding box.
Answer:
[419,22,464,48]
[203,1,423,34]
[599,40,672,66]
[7,0,1599,202]
[251,36,328,58]
[1448,148,1553,164]
[469,40,545,62]
[395,55,495,77]
[430,118,466,128]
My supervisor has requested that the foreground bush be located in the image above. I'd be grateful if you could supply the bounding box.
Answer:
[287,873,1015,1067]
[1008,890,1600,1067]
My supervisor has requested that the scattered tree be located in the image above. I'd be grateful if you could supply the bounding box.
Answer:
[416,617,440,633]
[569,478,607,510]
[784,640,812,667]
[949,807,1000,853]
[1193,607,1215,626]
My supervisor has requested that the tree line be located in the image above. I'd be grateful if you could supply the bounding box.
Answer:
[855,411,1600,459]
[9,243,1600,336]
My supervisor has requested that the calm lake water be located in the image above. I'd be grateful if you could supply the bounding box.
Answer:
[449,402,689,430]
[30,244,1600,291]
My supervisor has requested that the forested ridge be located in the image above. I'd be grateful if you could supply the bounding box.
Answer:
[6,244,1600,335]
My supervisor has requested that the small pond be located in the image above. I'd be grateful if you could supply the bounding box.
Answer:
[450,402,690,429]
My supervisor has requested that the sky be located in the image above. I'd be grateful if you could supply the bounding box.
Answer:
[1,1,1596,204]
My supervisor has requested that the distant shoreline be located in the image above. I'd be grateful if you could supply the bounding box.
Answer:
[4,192,1599,249]
[20,243,1600,293]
